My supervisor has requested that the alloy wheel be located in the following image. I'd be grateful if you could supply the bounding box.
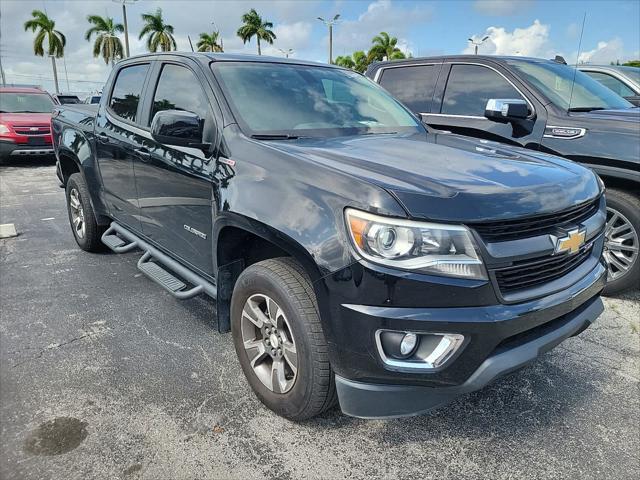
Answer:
[604,207,638,281]
[69,188,86,239]
[240,293,298,394]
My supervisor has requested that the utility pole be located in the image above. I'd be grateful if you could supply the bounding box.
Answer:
[468,35,490,55]
[114,0,138,57]
[63,56,70,91]
[0,50,6,85]
[317,14,340,64]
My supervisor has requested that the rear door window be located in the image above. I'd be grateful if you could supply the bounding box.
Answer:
[378,64,440,113]
[441,64,525,116]
[109,64,149,122]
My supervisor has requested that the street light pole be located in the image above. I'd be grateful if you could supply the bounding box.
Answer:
[114,0,138,58]
[278,48,294,58]
[468,35,490,55]
[317,14,340,64]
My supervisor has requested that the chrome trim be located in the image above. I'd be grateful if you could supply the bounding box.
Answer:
[543,125,587,139]
[10,148,54,155]
[375,329,466,372]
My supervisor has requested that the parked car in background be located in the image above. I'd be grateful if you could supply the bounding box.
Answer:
[53,94,82,105]
[84,94,101,104]
[368,55,640,294]
[0,86,55,160]
[53,53,606,420]
[578,65,640,106]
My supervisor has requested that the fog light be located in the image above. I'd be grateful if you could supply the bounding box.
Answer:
[400,333,418,356]
[376,330,465,371]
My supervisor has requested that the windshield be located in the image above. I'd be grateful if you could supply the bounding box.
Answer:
[0,92,54,113]
[508,60,633,111]
[212,62,421,137]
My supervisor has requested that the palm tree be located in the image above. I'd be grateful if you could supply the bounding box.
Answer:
[139,8,176,52]
[85,15,124,65]
[23,10,65,93]
[353,51,370,73]
[367,32,406,63]
[237,9,276,55]
[334,55,355,69]
[197,31,223,52]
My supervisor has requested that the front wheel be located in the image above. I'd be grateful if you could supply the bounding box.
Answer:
[231,258,337,420]
[602,188,639,295]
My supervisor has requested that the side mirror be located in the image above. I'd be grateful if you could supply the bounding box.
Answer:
[150,109,206,149]
[484,99,529,123]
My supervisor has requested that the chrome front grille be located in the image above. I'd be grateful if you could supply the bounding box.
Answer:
[13,126,51,136]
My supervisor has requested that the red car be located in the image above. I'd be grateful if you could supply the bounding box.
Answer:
[0,86,55,160]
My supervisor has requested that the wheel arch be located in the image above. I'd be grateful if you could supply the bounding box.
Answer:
[213,213,329,334]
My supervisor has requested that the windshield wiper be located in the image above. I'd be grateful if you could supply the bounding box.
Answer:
[251,134,300,140]
[568,107,606,112]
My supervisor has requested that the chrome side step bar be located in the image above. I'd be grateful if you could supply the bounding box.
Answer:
[101,222,217,301]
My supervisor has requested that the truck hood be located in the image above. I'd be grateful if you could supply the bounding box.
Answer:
[0,112,52,126]
[266,133,600,223]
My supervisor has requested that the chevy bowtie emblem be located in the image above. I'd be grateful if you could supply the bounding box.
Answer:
[555,228,586,255]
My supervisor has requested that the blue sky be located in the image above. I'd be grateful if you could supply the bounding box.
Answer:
[1,0,639,93]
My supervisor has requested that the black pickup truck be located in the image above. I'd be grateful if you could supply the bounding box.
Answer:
[367,55,640,295]
[53,53,606,420]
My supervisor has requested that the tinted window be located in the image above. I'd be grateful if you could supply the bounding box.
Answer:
[109,64,149,122]
[213,62,419,137]
[150,64,210,124]
[379,65,439,113]
[441,64,525,116]
[584,71,635,97]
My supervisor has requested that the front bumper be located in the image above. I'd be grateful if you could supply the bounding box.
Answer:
[336,294,604,418]
[322,250,607,418]
[0,140,54,157]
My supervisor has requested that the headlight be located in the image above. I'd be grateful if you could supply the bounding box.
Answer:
[0,123,11,135]
[345,208,487,280]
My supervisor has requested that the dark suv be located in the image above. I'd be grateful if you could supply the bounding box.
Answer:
[53,53,605,420]
[368,55,639,294]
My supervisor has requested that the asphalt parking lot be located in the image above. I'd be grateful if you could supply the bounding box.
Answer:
[0,158,639,480]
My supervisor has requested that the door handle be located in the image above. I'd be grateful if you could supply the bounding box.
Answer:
[97,132,110,143]
[135,147,151,161]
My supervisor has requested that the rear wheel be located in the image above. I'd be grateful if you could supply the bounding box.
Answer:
[231,258,337,420]
[65,173,105,252]
[602,188,639,295]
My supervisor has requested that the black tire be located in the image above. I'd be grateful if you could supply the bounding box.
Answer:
[231,257,337,420]
[65,173,105,252]
[603,188,640,296]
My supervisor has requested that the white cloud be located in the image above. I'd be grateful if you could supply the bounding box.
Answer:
[577,38,628,64]
[262,21,313,57]
[332,0,431,56]
[473,0,533,16]
[463,20,555,57]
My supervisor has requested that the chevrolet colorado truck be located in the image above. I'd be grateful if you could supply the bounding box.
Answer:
[52,53,606,420]
[367,55,640,295]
